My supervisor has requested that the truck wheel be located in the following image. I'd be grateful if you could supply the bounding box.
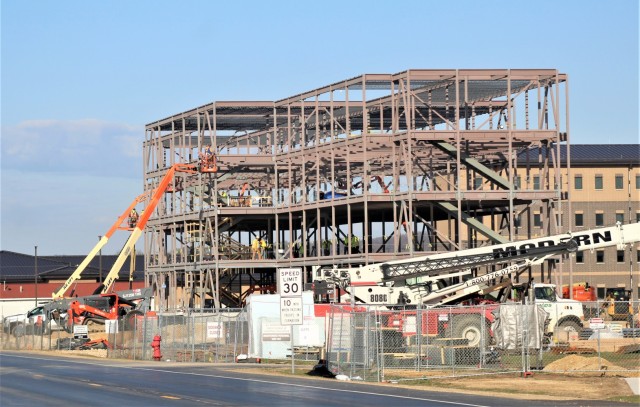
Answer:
[452,315,489,347]
[558,320,582,333]
[12,323,25,338]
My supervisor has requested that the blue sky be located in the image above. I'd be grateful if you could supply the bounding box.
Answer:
[1,0,638,255]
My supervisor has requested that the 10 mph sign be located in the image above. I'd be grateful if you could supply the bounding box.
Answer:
[279,268,303,325]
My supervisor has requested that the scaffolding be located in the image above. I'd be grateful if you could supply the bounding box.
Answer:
[142,69,569,310]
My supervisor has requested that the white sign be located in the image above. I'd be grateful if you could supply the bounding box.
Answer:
[280,297,303,325]
[207,321,224,339]
[589,318,605,330]
[278,268,303,297]
[262,322,291,341]
[73,324,88,339]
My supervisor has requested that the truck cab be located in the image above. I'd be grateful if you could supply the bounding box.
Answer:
[516,283,584,334]
[2,306,63,337]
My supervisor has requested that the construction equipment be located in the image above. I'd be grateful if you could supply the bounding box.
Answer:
[313,223,640,345]
[44,163,198,323]
[51,190,152,300]
[601,287,635,325]
[63,287,153,333]
[561,282,597,302]
[52,162,198,300]
[96,163,197,295]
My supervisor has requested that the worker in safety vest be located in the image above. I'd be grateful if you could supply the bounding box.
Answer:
[251,238,261,260]
[351,235,360,254]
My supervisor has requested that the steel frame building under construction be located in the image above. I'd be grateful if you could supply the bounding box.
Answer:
[143,69,569,310]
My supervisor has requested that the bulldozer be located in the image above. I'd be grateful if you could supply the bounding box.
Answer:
[601,288,635,327]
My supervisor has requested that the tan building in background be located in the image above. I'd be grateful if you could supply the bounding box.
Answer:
[519,144,640,300]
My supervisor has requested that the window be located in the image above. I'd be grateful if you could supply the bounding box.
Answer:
[574,175,583,190]
[596,250,605,263]
[514,176,521,190]
[637,212,640,223]
[575,213,584,227]
[615,174,624,190]
[637,248,640,263]
[617,250,625,263]
[533,213,542,227]
[533,175,540,190]
[474,177,482,190]
[597,287,606,300]
[595,213,604,227]
[576,252,584,263]
[514,215,522,228]
[616,213,624,224]
[595,175,603,190]
[636,174,640,189]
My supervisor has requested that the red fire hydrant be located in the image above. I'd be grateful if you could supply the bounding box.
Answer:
[151,335,162,361]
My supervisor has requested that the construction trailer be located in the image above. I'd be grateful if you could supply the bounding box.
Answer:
[142,69,573,310]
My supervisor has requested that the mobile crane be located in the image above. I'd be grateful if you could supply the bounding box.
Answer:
[313,223,640,346]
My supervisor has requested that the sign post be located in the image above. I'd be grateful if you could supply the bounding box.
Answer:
[278,267,303,373]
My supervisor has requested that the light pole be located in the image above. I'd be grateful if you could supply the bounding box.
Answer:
[98,235,103,283]
[34,245,38,307]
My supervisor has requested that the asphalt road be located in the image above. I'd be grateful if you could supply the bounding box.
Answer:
[0,352,628,407]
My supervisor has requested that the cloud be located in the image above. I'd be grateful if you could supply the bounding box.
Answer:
[1,119,142,178]
[1,119,145,254]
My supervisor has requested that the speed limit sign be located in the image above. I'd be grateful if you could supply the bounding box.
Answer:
[278,268,302,297]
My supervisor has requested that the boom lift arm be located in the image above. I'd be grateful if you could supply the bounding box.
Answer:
[97,163,197,294]
[52,190,152,299]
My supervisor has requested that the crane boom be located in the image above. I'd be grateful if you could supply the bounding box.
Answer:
[314,222,640,307]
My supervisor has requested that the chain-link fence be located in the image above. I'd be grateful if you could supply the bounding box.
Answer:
[2,301,639,381]
[106,309,248,362]
[1,309,249,363]
[325,301,640,382]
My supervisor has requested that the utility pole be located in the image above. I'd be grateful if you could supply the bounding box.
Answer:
[34,246,38,307]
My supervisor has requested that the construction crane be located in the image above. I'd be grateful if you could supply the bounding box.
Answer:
[313,223,640,345]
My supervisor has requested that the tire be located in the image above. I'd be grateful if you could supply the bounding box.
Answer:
[12,323,25,338]
[452,315,490,347]
[557,320,582,333]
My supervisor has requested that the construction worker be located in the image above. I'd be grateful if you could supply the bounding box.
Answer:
[129,208,139,228]
[260,237,267,259]
[219,190,228,206]
[351,235,360,254]
[251,238,261,260]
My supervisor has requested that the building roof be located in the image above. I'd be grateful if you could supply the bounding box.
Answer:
[519,144,640,166]
[0,251,144,282]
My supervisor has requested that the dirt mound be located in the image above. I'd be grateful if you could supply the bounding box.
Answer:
[543,355,627,374]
